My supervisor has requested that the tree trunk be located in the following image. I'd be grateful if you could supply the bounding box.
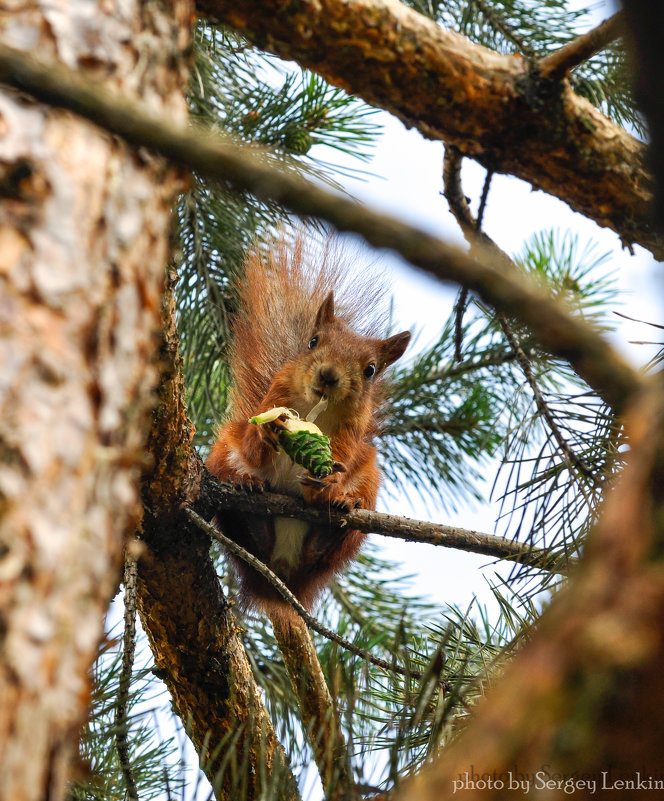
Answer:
[0,2,191,800]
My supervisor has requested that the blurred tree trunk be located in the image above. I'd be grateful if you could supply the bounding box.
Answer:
[0,2,191,800]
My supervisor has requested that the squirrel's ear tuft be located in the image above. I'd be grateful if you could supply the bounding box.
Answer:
[315,291,335,327]
[380,331,411,369]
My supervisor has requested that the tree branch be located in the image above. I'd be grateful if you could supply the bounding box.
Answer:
[185,507,450,687]
[196,0,661,259]
[537,12,625,80]
[138,273,300,801]
[269,611,354,801]
[197,472,574,573]
[0,43,644,416]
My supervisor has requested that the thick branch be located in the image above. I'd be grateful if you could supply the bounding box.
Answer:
[537,12,625,79]
[0,43,644,415]
[269,612,354,801]
[198,472,573,573]
[196,0,661,259]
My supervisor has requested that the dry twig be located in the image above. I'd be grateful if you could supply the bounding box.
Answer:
[537,12,625,80]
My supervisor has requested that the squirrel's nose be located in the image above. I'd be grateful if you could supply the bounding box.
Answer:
[318,364,341,387]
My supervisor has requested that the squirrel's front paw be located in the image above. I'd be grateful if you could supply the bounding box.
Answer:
[330,493,362,512]
[256,420,282,452]
[230,474,268,493]
[301,470,360,511]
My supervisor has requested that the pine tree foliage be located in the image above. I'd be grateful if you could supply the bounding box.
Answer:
[177,23,381,447]
[489,231,620,564]
[68,627,186,801]
[403,0,642,135]
[381,318,520,512]
[382,229,620,554]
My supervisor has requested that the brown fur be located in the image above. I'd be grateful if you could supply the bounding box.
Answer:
[207,235,410,613]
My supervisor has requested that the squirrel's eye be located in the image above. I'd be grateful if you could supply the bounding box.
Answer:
[308,335,319,350]
[364,363,376,379]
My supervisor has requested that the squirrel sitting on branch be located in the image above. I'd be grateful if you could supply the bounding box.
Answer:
[207,236,411,614]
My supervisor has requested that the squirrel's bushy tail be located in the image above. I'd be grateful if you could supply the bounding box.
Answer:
[227,233,387,421]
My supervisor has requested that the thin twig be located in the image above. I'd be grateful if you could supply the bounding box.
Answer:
[198,475,573,573]
[115,550,139,801]
[184,507,439,684]
[472,0,537,59]
[537,12,625,80]
[476,168,493,229]
[451,153,493,361]
[444,145,472,361]
[429,350,518,382]
[0,42,643,414]
[453,288,469,362]
[498,318,599,485]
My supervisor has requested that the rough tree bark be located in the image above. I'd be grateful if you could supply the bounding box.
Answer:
[0,2,190,800]
[197,0,662,259]
[270,612,352,801]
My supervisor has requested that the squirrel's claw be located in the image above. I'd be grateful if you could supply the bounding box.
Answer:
[300,468,361,512]
[257,422,281,452]
[230,474,268,494]
[300,473,325,489]
[330,494,362,511]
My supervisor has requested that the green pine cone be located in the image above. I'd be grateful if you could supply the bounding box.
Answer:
[250,406,334,478]
[279,429,333,478]
[281,127,313,155]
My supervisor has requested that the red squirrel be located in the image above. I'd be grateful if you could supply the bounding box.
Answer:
[206,237,411,614]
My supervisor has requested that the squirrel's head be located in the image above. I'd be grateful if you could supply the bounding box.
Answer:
[291,291,411,427]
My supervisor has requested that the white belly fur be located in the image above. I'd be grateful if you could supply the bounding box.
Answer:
[267,450,310,568]
[272,516,309,568]
[228,443,311,569]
